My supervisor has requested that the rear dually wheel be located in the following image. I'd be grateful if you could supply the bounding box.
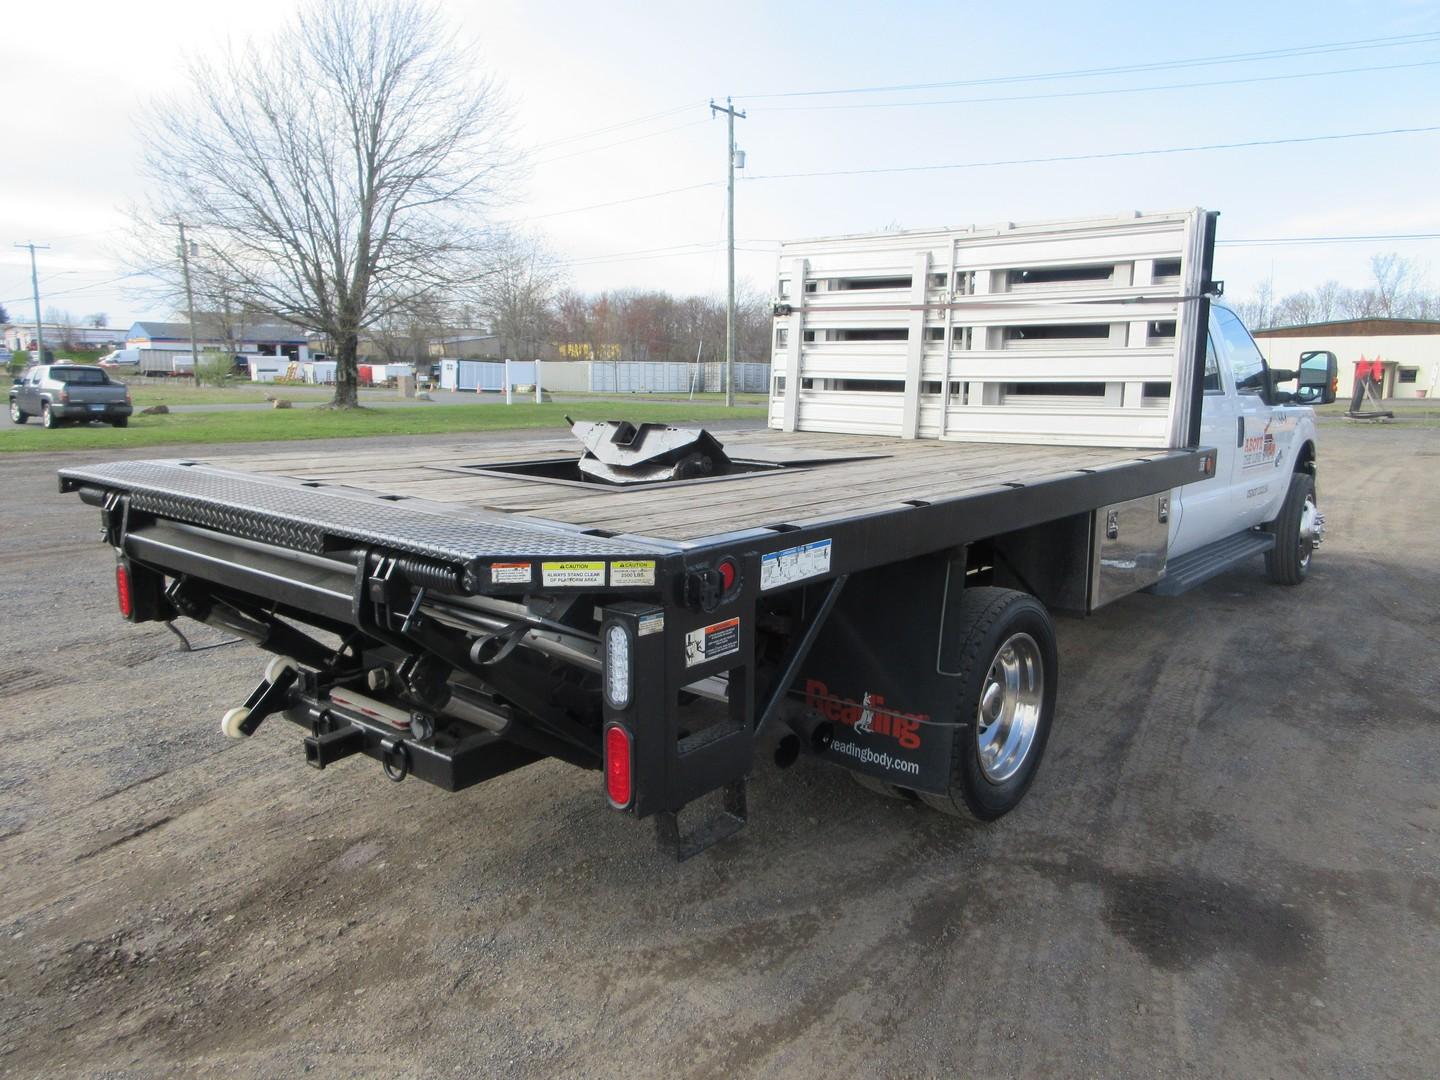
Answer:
[920,587,1058,821]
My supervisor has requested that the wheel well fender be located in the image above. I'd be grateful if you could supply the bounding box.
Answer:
[1295,439,1316,477]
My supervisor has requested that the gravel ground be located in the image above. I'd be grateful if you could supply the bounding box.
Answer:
[1,420,1436,1078]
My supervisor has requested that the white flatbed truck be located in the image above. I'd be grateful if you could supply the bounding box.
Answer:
[61,209,1335,857]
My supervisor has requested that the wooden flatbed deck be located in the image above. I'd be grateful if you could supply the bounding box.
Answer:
[213,427,1179,544]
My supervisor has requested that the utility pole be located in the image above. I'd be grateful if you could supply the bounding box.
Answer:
[710,97,746,407]
[14,242,50,364]
[169,222,202,378]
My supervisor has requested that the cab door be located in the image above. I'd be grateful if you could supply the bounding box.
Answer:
[1168,327,1238,558]
[19,367,43,413]
[1212,307,1297,529]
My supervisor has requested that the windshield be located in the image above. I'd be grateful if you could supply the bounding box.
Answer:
[51,367,111,385]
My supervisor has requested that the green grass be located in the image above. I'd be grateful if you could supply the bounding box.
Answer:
[0,402,760,453]
[122,382,332,406]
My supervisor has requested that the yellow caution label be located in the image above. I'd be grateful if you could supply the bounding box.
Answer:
[540,561,606,587]
[610,560,656,587]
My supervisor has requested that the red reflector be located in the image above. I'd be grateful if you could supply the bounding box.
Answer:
[718,558,737,593]
[115,563,134,619]
[604,724,633,808]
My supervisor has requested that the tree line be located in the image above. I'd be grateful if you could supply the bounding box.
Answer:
[1232,253,1439,331]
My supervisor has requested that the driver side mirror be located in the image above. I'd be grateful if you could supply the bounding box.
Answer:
[1297,350,1339,405]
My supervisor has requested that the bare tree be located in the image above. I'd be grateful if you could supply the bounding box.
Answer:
[83,312,108,329]
[1312,280,1344,322]
[44,307,78,349]
[477,231,562,361]
[140,0,515,407]
[371,293,446,368]
[1369,253,1420,317]
[1231,279,1274,331]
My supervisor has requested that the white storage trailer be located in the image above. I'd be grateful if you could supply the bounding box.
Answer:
[439,359,537,392]
[58,208,1335,859]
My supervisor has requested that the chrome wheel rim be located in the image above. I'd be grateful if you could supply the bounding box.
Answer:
[1297,494,1319,569]
[8,402,17,421]
[976,632,1044,784]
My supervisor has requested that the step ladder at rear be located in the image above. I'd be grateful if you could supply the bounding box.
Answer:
[1147,530,1275,596]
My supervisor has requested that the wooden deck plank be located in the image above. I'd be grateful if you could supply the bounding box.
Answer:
[592,451,1113,537]
[205,427,1175,544]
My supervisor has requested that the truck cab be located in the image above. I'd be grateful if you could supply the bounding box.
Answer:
[1167,302,1334,578]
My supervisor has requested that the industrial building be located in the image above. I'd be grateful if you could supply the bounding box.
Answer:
[1253,318,1440,399]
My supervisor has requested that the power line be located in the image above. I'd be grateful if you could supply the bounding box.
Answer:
[532,117,709,166]
[753,58,1440,112]
[527,101,707,152]
[735,31,1440,100]
[500,181,721,224]
[0,266,165,307]
[1219,232,1440,246]
[562,243,774,267]
[741,124,1440,182]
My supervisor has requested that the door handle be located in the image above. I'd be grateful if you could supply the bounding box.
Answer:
[1236,416,1245,448]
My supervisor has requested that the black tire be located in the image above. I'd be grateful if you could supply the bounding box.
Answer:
[9,400,26,424]
[1265,472,1318,586]
[41,403,60,429]
[919,587,1058,821]
[110,416,128,428]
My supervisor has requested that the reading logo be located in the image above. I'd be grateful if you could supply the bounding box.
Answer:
[804,679,926,751]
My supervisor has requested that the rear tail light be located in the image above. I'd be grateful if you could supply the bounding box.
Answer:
[59,389,69,404]
[604,723,633,809]
[115,562,134,619]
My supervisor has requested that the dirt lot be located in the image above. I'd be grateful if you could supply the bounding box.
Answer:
[1,421,1436,1077]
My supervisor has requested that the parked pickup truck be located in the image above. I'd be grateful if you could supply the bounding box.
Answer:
[58,209,1335,858]
[12,364,133,428]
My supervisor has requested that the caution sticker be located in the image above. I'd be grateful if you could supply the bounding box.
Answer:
[610,560,656,587]
[490,562,532,585]
[684,617,740,667]
[541,561,606,587]
[760,538,833,591]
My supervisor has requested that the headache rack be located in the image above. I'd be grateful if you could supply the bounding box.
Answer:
[770,208,1217,448]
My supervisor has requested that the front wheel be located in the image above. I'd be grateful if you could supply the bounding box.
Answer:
[1265,472,1322,586]
[920,587,1058,821]
[9,400,26,424]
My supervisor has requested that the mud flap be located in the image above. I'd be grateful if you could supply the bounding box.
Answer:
[797,550,965,793]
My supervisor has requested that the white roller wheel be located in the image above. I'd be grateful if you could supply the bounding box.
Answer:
[221,707,251,739]
[264,656,297,682]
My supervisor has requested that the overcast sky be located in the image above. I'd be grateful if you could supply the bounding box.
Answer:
[2,0,1438,328]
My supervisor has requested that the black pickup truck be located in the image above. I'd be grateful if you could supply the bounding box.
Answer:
[11,364,133,428]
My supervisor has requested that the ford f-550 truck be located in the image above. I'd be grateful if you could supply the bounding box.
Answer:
[59,209,1333,857]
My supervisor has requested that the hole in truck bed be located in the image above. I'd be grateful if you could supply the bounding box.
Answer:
[428,454,879,492]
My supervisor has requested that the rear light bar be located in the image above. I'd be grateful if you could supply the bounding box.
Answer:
[604,723,633,809]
